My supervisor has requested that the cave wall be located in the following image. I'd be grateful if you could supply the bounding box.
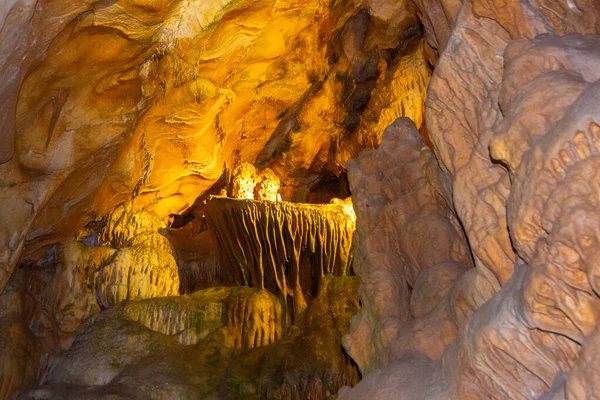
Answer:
[341,0,600,398]
[2,0,600,398]
[0,1,432,398]
[0,0,429,297]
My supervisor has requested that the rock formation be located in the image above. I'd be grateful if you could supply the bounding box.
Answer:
[18,276,359,400]
[203,196,355,322]
[340,1,600,399]
[231,162,262,200]
[0,0,423,296]
[343,118,473,374]
[1,0,600,398]
[254,168,281,202]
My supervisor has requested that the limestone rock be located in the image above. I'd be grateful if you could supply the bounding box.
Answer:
[0,292,40,400]
[254,168,281,202]
[343,117,472,374]
[2,0,600,398]
[168,221,223,294]
[0,0,423,296]
[0,318,40,400]
[231,162,261,200]
[222,287,284,349]
[345,38,431,152]
[342,8,600,400]
[4,203,182,361]
[19,277,359,400]
[93,244,180,309]
[203,197,356,322]
[80,204,180,308]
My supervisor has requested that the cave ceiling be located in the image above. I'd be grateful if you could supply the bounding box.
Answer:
[0,0,430,291]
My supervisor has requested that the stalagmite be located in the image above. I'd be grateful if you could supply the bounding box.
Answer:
[86,204,180,308]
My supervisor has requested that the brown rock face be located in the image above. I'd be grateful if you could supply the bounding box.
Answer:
[343,118,472,374]
[2,0,600,397]
[341,0,600,398]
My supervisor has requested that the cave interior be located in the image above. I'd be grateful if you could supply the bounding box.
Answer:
[1,0,600,399]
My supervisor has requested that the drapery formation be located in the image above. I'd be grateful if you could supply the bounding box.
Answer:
[203,197,355,321]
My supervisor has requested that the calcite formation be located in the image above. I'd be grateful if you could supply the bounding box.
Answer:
[0,203,182,400]
[81,203,180,308]
[167,218,223,294]
[0,0,421,297]
[2,0,600,398]
[231,162,262,200]
[19,277,359,400]
[0,293,39,400]
[254,168,281,202]
[343,118,473,373]
[107,286,283,348]
[230,163,282,202]
[203,196,355,321]
[340,0,600,399]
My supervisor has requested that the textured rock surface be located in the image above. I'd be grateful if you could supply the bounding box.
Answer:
[231,162,262,200]
[203,196,355,322]
[343,118,472,374]
[0,0,425,296]
[2,0,600,397]
[0,203,181,400]
[79,203,180,308]
[0,293,40,400]
[341,0,600,398]
[19,276,359,400]
[254,168,281,202]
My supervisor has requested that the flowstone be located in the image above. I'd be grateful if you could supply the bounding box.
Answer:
[19,276,360,400]
[203,196,355,322]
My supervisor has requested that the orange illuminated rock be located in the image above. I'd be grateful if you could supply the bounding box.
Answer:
[231,162,261,200]
[85,204,180,308]
[0,0,421,296]
[254,168,281,202]
[0,292,40,400]
[203,196,355,323]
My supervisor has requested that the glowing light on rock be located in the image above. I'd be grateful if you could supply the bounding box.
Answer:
[203,196,355,323]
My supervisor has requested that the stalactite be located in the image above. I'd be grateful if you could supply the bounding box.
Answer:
[203,197,355,322]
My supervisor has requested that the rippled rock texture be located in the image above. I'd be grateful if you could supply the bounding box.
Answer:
[0,2,430,396]
[1,197,360,400]
[0,0,428,295]
[204,197,355,322]
[340,0,600,398]
[3,0,600,398]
